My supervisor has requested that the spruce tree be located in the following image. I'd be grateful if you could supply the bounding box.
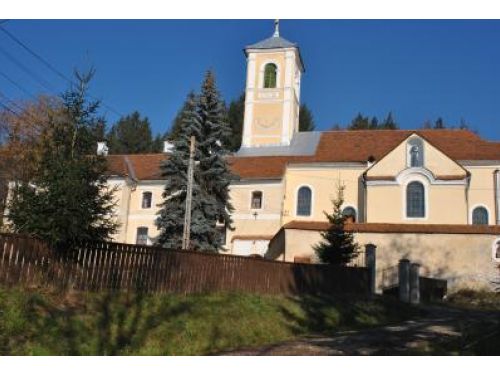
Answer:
[434,117,445,129]
[299,104,316,132]
[313,183,360,265]
[167,91,197,141]
[156,70,234,252]
[107,111,155,154]
[348,113,371,130]
[227,92,245,151]
[380,112,399,129]
[7,70,117,250]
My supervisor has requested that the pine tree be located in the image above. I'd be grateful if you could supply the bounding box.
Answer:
[348,113,371,130]
[7,70,117,250]
[434,117,445,129]
[156,70,234,252]
[313,183,360,265]
[299,104,316,132]
[167,91,197,141]
[151,133,164,152]
[107,111,155,154]
[380,112,399,129]
[227,92,245,151]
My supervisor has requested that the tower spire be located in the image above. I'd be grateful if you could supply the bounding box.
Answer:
[273,19,280,37]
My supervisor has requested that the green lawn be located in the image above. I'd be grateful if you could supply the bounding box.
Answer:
[0,287,420,355]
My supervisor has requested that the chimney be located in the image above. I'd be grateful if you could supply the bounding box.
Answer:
[163,141,174,153]
[97,141,109,156]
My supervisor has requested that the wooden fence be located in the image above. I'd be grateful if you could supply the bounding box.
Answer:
[0,233,370,295]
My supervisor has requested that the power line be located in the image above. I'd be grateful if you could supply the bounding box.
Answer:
[0,91,47,124]
[0,25,124,117]
[0,100,19,116]
[0,45,55,92]
[0,70,36,99]
[0,91,26,113]
[0,25,71,85]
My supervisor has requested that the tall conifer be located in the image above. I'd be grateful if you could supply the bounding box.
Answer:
[7,71,117,249]
[314,183,360,265]
[156,70,234,252]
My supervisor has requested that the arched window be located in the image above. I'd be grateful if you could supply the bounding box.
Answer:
[406,181,425,218]
[342,207,357,223]
[297,186,312,216]
[472,206,489,225]
[263,63,277,88]
[251,191,263,209]
[142,191,152,209]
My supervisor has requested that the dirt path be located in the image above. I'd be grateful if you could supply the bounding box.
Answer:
[220,306,500,355]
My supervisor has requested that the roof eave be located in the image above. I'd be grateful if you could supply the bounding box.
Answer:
[243,46,305,73]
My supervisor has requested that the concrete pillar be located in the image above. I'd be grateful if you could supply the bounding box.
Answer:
[410,263,421,305]
[398,259,411,303]
[365,243,377,294]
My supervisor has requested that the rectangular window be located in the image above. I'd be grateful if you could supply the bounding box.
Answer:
[251,191,263,209]
[142,192,152,209]
[136,227,149,245]
[218,226,226,246]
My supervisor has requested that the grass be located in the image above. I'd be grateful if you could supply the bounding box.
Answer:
[445,288,500,311]
[0,286,420,355]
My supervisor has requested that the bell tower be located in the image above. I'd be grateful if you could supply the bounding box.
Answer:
[241,20,304,148]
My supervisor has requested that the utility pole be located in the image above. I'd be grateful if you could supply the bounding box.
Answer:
[182,136,196,250]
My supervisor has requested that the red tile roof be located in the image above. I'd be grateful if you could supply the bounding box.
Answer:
[106,130,500,180]
[106,154,166,180]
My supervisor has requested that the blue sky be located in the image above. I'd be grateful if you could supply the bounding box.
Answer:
[0,19,499,140]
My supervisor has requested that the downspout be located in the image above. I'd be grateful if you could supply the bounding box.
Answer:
[465,171,471,224]
[494,169,500,225]
[361,171,368,223]
[280,165,288,262]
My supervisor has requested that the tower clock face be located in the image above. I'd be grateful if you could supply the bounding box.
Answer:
[255,117,280,130]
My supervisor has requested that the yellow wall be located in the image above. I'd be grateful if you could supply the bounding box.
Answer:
[244,49,301,147]
[227,181,283,253]
[367,135,466,178]
[108,181,164,245]
[366,183,468,224]
[252,52,286,94]
[271,228,500,291]
[282,166,365,223]
[466,166,498,225]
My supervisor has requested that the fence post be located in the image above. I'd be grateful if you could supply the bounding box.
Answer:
[398,259,410,303]
[409,262,421,305]
[365,243,377,294]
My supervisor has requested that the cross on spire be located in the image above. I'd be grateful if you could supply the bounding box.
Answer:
[273,19,280,37]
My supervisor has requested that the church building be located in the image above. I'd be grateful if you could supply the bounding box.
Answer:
[106,23,500,291]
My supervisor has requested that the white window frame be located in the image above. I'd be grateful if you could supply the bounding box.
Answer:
[295,184,314,218]
[403,177,429,220]
[250,190,264,211]
[470,204,490,225]
[136,226,150,245]
[141,191,153,209]
[259,60,281,89]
